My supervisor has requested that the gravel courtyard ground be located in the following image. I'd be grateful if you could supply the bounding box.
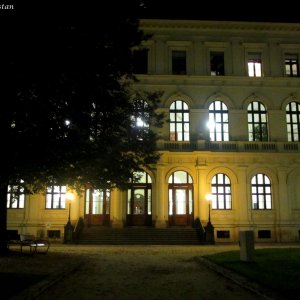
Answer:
[1,243,293,300]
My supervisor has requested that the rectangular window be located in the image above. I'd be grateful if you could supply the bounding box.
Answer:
[132,49,148,74]
[217,230,230,238]
[7,183,25,209]
[248,53,262,77]
[46,185,66,209]
[258,230,271,239]
[172,50,186,75]
[210,51,225,75]
[285,54,299,77]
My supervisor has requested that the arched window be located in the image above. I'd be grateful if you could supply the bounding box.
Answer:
[211,173,231,209]
[208,101,229,141]
[133,99,149,128]
[247,101,268,141]
[286,101,300,141]
[251,174,272,210]
[169,100,189,141]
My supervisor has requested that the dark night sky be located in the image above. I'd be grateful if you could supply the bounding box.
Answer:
[2,0,300,24]
[139,0,300,23]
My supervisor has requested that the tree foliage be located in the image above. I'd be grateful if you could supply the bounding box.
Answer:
[1,1,163,192]
[0,1,163,253]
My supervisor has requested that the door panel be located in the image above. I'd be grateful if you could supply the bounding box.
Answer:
[85,189,110,226]
[127,187,152,226]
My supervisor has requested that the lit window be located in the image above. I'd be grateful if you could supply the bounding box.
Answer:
[247,101,268,141]
[251,174,272,210]
[46,185,66,209]
[169,100,190,141]
[248,53,262,77]
[285,54,299,77]
[211,174,231,209]
[286,101,300,141]
[208,101,229,141]
[7,180,25,209]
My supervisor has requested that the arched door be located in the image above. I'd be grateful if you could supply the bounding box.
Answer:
[127,171,152,226]
[85,188,110,226]
[168,171,193,226]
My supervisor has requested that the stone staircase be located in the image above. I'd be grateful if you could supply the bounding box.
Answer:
[74,226,206,245]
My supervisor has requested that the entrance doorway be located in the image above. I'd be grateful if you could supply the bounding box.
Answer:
[168,171,194,226]
[127,171,152,226]
[85,188,110,226]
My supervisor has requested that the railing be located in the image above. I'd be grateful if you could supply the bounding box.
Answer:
[157,140,300,153]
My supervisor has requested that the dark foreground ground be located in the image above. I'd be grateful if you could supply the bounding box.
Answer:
[1,243,298,300]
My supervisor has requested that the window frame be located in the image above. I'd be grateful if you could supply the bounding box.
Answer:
[247,101,269,141]
[286,101,300,141]
[251,174,272,210]
[169,100,190,141]
[211,173,232,210]
[208,100,229,141]
[7,182,25,209]
[45,185,67,209]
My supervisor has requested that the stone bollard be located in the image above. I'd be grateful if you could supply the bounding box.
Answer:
[239,230,255,262]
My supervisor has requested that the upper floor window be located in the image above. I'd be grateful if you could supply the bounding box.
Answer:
[251,173,272,210]
[7,180,25,209]
[133,99,149,128]
[211,173,232,209]
[132,49,148,74]
[286,101,300,141]
[248,53,262,77]
[285,54,299,77]
[172,50,186,75]
[210,51,225,76]
[247,101,268,141]
[208,101,229,141]
[169,100,189,141]
[46,185,66,209]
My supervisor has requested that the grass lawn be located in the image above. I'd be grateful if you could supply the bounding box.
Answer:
[204,247,300,298]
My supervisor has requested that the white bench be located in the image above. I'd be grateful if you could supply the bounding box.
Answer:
[7,234,50,254]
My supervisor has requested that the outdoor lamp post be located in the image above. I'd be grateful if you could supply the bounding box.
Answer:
[64,192,75,243]
[205,193,215,244]
[66,192,74,224]
[205,193,212,224]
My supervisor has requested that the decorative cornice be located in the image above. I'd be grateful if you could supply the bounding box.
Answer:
[140,19,300,34]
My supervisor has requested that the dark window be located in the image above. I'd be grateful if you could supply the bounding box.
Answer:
[172,50,186,75]
[132,49,148,74]
[285,54,299,77]
[47,230,61,238]
[210,52,224,75]
[217,231,230,238]
[258,230,271,238]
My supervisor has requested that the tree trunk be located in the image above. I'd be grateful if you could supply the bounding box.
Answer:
[0,184,8,255]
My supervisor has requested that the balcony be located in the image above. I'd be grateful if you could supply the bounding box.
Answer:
[157,140,300,153]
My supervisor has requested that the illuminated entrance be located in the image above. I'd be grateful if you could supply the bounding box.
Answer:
[85,188,110,225]
[168,171,193,226]
[127,171,152,226]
